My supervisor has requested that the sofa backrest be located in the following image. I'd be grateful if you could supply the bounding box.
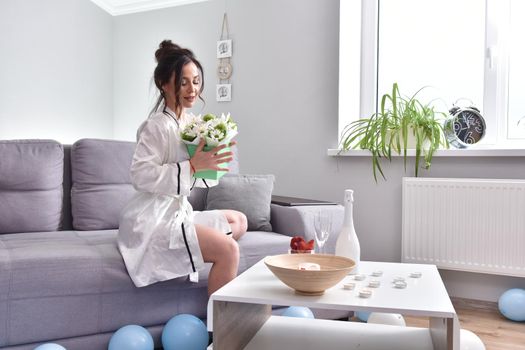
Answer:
[0,140,64,234]
[1,138,237,233]
[70,139,137,230]
[69,138,213,231]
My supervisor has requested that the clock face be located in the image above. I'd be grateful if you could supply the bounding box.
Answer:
[453,110,485,145]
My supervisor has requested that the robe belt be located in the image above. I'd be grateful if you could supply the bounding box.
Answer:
[169,196,194,250]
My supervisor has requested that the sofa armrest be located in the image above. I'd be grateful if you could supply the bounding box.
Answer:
[270,204,344,254]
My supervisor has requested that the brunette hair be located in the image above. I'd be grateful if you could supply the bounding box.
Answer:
[151,40,204,117]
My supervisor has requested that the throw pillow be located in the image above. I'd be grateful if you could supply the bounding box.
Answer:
[205,174,275,232]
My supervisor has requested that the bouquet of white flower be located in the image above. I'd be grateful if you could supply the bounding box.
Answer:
[181,113,238,147]
[180,113,238,179]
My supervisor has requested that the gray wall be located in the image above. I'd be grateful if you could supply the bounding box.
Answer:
[112,0,343,198]
[113,0,525,302]
[0,0,113,143]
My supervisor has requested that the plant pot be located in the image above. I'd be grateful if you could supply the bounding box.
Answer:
[387,127,430,154]
[339,83,448,180]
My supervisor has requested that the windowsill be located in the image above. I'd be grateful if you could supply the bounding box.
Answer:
[327,148,525,157]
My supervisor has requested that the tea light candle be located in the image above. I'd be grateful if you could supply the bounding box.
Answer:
[410,271,422,278]
[371,270,383,277]
[368,280,381,288]
[359,289,373,298]
[354,274,366,281]
[393,276,405,283]
[343,282,356,290]
[394,280,407,289]
[298,262,321,271]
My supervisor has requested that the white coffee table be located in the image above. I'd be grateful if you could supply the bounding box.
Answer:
[207,259,460,350]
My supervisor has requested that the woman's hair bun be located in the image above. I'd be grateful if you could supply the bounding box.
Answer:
[155,40,182,62]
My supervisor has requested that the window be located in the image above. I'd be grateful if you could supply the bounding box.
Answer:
[339,0,525,148]
[507,0,525,139]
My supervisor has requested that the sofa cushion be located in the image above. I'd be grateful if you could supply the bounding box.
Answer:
[0,230,211,346]
[0,227,290,347]
[188,187,207,211]
[205,174,275,231]
[71,139,136,230]
[236,230,289,270]
[0,140,63,234]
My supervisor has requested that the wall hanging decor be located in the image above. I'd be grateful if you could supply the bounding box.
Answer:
[216,13,232,102]
[216,84,231,102]
[217,39,232,59]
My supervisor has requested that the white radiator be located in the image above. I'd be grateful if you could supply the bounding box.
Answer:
[402,177,525,277]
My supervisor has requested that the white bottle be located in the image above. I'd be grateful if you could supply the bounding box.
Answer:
[335,189,360,273]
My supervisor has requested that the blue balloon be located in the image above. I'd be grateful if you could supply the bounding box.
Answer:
[355,311,371,322]
[162,314,208,350]
[498,288,525,322]
[282,306,315,319]
[34,344,66,350]
[108,325,154,350]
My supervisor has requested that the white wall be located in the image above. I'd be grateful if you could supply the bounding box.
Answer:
[0,0,113,144]
[112,0,224,140]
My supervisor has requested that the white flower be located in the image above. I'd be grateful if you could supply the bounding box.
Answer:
[180,113,238,146]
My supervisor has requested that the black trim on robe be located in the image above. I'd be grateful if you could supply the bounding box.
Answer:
[181,223,196,272]
[162,109,179,127]
[176,163,181,195]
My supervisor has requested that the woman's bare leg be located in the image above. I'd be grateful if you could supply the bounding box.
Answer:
[195,223,240,296]
[220,209,248,240]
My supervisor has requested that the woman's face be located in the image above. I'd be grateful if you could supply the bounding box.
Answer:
[179,62,201,109]
[162,61,201,112]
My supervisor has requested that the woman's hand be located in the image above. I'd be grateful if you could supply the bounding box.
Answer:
[189,140,236,173]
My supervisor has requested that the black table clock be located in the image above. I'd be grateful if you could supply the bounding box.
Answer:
[444,105,486,148]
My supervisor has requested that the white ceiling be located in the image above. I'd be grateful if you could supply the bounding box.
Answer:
[89,0,209,16]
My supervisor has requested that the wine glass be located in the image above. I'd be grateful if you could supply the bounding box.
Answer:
[314,211,332,254]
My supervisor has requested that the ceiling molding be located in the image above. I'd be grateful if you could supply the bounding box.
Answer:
[89,0,209,16]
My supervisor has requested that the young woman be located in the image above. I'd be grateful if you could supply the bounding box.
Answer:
[118,40,247,296]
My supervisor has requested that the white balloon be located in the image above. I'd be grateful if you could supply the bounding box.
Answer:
[367,312,406,327]
[460,329,485,350]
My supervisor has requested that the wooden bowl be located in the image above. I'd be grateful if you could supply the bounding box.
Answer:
[264,254,355,295]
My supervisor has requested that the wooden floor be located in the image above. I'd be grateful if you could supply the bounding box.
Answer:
[404,297,525,350]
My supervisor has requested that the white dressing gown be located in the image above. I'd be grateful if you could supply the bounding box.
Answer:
[118,108,231,287]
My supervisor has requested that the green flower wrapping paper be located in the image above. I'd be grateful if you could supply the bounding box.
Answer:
[181,113,238,180]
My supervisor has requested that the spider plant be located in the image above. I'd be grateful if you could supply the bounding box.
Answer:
[339,83,449,181]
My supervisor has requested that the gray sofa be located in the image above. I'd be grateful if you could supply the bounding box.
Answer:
[0,138,344,350]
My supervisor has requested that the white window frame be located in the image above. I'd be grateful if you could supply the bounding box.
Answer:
[338,0,524,150]
[338,0,377,142]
